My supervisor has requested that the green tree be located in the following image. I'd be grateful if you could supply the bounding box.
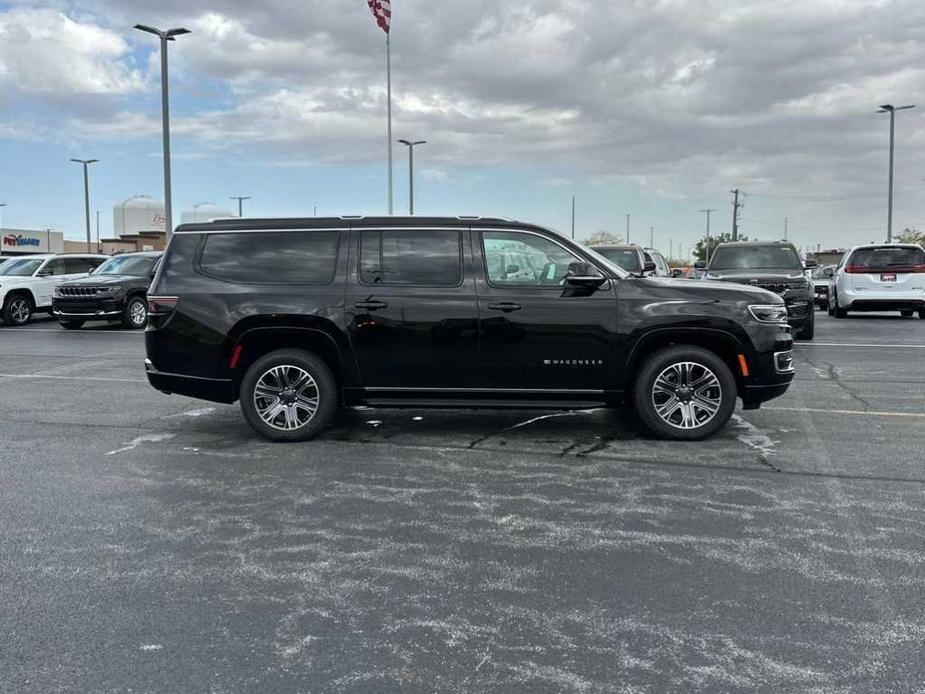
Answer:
[693,232,749,262]
[897,228,925,246]
[583,230,623,246]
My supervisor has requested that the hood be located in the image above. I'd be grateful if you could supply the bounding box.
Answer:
[704,268,806,283]
[58,274,146,287]
[639,276,783,305]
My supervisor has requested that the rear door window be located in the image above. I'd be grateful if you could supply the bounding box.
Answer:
[63,258,94,274]
[359,230,462,286]
[199,231,340,284]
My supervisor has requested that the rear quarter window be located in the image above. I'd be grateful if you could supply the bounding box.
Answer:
[199,231,340,284]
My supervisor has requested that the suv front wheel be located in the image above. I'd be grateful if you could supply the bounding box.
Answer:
[239,349,337,442]
[2,293,34,326]
[634,346,737,440]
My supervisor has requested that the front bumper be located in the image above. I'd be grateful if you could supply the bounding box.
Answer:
[783,294,814,328]
[52,297,125,321]
[740,344,795,410]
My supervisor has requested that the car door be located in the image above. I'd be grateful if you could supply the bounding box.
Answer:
[34,258,69,307]
[344,225,480,390]
[474,228,619,393]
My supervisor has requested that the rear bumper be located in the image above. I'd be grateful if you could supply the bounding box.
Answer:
[841,296,925,311]
[145,359,237,404]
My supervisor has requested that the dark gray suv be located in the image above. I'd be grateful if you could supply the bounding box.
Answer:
[696,241,817,340]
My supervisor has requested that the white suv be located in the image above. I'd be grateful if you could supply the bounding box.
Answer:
[0,254,108,326]
[828,244,925,319]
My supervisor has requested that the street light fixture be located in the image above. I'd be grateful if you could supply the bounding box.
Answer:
[70,159,98,253]
[230,196,251,217]
[135,24,191,240]
[397,139,426,215]
[877,104,915,243]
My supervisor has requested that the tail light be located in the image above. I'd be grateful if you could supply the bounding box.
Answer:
[147,296,178,316]
[845,264,925,274]
[844,265,865,274]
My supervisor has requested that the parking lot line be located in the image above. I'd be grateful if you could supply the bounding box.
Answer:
[6,328,144,335]
[765,405,925,419]
[0,372,146,384]
[795,342,925,348]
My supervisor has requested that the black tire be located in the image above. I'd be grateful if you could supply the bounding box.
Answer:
[2,293,34,326]
[239,349,337,442]
[633,345,737,441]
[900,310,914,319]
[59,320,85,330]
[796,311,815,340]
[121,295,148,329]
[833,292,847,319]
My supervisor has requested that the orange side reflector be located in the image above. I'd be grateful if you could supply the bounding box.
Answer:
[229,345,243,369]
[737,354,750,378]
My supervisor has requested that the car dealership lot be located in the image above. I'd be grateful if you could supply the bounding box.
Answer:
[3,313,925,691]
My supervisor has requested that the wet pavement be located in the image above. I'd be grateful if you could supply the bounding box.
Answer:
[2,311,925,692]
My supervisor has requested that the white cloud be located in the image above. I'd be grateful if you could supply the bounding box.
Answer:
[0,8,144,95]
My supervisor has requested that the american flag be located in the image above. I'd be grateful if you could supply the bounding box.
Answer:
[367,0,391,34]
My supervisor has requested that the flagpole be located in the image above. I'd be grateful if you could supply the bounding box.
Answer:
[386,33,393,215]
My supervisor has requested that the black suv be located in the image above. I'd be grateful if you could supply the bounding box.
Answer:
[53,251,162,330]
[695,241,817,340]
[145,217,795,442]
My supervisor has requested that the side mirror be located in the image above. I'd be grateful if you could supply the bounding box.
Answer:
[694,260,707,270]
[643,261,657,273]
[565,261,606,288]
[823,267,834,278]
[804,259,818,269]
[671,268,684,278]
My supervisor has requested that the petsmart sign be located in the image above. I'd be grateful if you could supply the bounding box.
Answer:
[0,229,61,254]
[3,234,42,249]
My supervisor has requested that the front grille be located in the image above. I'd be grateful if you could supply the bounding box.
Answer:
[58,286,102,297]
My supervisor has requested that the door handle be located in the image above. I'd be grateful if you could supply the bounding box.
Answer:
[354,300,389,310]
[488,302,522,313]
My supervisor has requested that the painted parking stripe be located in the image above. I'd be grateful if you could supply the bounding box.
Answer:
[0,373,145,383]
[5,329,143,335]
[765,406,925,419]
[795,342,925,348]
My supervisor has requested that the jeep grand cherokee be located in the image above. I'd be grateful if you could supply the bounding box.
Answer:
[144,216,795,442]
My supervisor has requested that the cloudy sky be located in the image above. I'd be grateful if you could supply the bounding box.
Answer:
[1,0,924,254]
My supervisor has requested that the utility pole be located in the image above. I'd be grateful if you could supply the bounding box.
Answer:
[784,216,788,241]
[877,104,915,243]
[650,226,654,248]
[625,214,630,244]
[730,189,742,240]
[230,196,251,217]
[700,208,716,261]
[71,159,98,253]
[670,238,674,261]
[397,139,426,215]
[96,210,100,252]
[571,195,576,239]
[134,24,191,240]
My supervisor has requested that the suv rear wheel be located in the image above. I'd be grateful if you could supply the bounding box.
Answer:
[2,293,34,326]
[239,349,337,442]
[633,346,737,440]
[832,292,847,319]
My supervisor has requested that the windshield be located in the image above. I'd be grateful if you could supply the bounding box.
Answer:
[0,258,44,276]
[709,244,803,271]
[848,246,925,271]
[591,246,642,272]
[94,255,159,276]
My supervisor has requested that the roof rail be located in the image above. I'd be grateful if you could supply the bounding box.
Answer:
[339,215,365,220]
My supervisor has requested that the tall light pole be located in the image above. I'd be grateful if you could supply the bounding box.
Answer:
[96,210,101,252]
[135,24,190,240]
[700,208,716,261]
[571,195,576,239]
[626,214,630,244]
[0,203,6,231]
[650,226,654,248]
[230,196,251,217]
[397,139,426,215]
[70,159,98,252]
[877,104,915,243]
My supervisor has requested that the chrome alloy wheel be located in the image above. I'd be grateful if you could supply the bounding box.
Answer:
[9,297,30,324]
[129,299,147,326]
[651,361,723,430]
[252,365,320,431]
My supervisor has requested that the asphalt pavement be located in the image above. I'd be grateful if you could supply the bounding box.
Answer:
[2,310,925,692]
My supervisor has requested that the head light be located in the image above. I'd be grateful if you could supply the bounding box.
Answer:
[749,304,788,323]
[109,286,125,296]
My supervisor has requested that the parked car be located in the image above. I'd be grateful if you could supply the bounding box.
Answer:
[590,244,656,276]
[52,251,163,330]
[695,241,817,339]
[0,253,108,326]
[811,264,835,309]
[828,244,925,319]
[144,216,795,443]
